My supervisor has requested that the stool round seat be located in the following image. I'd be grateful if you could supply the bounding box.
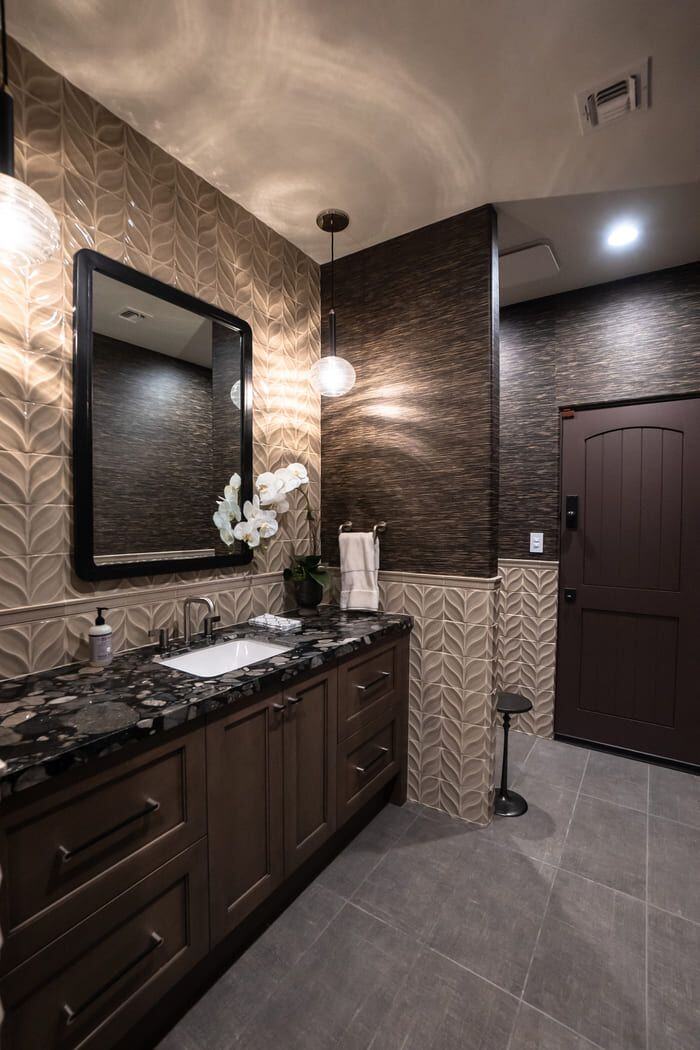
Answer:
[497,692,533,715]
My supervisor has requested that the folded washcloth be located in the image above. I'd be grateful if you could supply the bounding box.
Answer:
[248,614,302,631]
[339,532,380,611]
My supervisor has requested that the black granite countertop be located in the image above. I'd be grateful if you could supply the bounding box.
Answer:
[0,608,412,799]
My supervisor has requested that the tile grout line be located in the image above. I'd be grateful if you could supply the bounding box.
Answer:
[509,747,591,1047]
[645,762,650,1050]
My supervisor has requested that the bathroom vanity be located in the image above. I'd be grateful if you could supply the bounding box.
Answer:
[0,609,411,1050]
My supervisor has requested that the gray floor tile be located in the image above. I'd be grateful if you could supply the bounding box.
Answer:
[494,728,537,785]
[560,794,647,898]
[648,815,700,923]
[649,764,700,829]
[157,882,343,1050]
[647,905,700,1050]
[237,903,422,1050]
[427,840,555,994]
[524,869,646,1050]
[351,814,479,939]
[316,820,397,899]
[510,1003,605,1050]
[481,770,579,865]
[368,945,519,1049]
[580,750,649,813]
[523,737,589,792]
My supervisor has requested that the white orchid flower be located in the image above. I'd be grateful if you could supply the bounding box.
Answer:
[274,466,298,494]
[224,475,241,502]
[256,471,288,506]
[218,525,236,546]
[286,462,309,487]
[233,519,260,547]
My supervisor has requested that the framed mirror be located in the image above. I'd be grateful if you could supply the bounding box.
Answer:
[73,250,253,580]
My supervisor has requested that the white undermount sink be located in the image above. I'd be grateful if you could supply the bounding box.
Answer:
[156,638,292,678]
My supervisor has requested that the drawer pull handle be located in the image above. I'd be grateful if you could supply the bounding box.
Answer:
[62,931,164,1026]
[286,695,303,705]
[272,701,287,712]
[356,671,390,692]
[57,798,161,864]
[354,746,389,774]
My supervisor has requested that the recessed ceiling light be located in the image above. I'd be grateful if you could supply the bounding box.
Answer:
[606,221,640,248]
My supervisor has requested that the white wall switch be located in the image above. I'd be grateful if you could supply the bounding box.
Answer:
[529,532,544,554]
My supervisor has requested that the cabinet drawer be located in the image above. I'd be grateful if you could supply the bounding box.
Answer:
[0,727,206,972]
[338,710,401,823]
[0,840,209,1050]
[337,641,400,739]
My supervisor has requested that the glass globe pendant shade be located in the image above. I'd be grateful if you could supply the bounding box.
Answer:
[309,354,356,397]
[0,172,61,271]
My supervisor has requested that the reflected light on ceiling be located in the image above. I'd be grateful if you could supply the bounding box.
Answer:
[606,221,640,248]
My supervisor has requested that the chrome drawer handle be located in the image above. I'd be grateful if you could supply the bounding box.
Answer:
[62,931,164,1026]
[354,746,389,774]
[355,671,390,692]
[272,701,287,712]
[286,695,303,705]
[57,798,160,864]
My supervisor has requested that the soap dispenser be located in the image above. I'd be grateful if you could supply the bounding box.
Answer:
[89,607,113,666]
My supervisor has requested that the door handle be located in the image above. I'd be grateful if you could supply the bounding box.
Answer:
[564,588,577,603]
[354,746,389,774]
[57,798,160,863]
[62,931,164,1025]
[565,495,578,529]
[355,671,390,692]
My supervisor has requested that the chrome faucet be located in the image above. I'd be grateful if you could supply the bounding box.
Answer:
[183,596,218,646]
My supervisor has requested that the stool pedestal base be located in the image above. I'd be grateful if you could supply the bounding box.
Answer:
[494,789,528,817]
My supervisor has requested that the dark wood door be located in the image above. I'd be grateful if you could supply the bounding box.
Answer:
[207,696,284,943]
[556,398,700,765]
[283,670,337,872]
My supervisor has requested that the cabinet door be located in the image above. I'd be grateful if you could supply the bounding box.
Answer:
[283,670,338,872]
[207,696,284,943]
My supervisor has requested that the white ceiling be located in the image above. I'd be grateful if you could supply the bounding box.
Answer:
[93,272,212,366]
[8,0,700,293]
[497,182,700,305]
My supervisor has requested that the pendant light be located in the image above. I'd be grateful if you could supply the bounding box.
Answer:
[0,0,60,271]
[309,209,356,397]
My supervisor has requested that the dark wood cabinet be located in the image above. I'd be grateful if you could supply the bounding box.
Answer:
[0,631,410,1050]
[337,639,400,739]
[282,669,337,872]
[207,694,285,942]
[0,727,207,973]
[0,840,209,1050]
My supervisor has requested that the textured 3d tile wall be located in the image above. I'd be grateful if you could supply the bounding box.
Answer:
[0,39,321,678]
[496,558,558,739]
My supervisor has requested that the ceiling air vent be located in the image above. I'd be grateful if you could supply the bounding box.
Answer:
[576,59,649,134]
[118,307,150,323]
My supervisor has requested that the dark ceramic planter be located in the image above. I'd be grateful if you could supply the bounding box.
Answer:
[294,576,324,614]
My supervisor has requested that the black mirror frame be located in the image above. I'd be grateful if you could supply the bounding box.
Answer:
[72,249,254,580]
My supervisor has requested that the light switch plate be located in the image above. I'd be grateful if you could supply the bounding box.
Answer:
[529,531,544,554]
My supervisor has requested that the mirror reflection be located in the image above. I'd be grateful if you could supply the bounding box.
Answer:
[91,272,243,564]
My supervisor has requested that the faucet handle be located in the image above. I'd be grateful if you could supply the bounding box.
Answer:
[203,613,221,642]
[149,626,171,653]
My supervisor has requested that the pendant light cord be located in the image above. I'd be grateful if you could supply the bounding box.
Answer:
[1,0,8,90]
[330,225,335,311]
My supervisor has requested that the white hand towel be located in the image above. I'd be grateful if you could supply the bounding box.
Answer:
[339,532,380,611]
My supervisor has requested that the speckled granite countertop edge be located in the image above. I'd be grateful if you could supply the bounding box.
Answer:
[0,608,412,799]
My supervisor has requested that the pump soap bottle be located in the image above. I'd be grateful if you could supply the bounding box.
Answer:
[89,607,113,666]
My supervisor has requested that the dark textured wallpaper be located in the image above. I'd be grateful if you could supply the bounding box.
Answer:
[499,262,700,560]
[320,205,499,577]
[92,335,214,556]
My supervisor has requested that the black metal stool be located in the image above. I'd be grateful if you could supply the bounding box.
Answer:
[495,692,533,817]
